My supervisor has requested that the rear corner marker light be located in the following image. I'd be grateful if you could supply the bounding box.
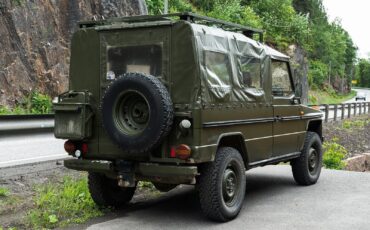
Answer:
[81,143,88,154]
[170,147,176,158]
[175,144,191,160]
[64,140,76,155]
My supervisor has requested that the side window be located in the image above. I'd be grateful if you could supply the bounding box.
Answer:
[204,51,232,88]
[238,56,261,89]
[106,45,162,80]
[271,60,293,97]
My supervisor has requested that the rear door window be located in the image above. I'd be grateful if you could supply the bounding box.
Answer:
[106,45,162,80]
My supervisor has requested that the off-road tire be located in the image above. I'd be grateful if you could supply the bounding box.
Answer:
[88,172,136,207]
[291,131,323,186]
[101,72,173,154]
[152,183,178,192]
[197,147,246,222]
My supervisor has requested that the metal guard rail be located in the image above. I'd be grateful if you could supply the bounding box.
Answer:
[310,102,370,122]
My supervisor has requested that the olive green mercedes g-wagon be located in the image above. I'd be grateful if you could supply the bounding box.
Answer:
[54,12,324,222]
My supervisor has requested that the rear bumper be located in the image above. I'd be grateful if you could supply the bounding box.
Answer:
[64,159,198,184]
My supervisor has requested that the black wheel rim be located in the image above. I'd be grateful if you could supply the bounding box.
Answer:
[222,160,241,207]
[308,147,319,175]
[113,90,150,136]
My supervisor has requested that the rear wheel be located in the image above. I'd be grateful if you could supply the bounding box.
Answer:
[88,172,136,207]
[197,147,246,222]
[291,132,323,185]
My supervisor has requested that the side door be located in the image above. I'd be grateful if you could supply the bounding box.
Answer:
[271,60,305,157]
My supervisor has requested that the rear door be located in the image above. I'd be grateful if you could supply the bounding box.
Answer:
[271,60,305,157]
[98,26,171,157]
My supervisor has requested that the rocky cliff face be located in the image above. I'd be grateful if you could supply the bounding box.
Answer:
[287,44,309,104]
[0,0,147,107]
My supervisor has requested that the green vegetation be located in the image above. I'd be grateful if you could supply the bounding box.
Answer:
[342,119,370,130]
[309,89,356,105]
[0,92,52,115]
[323,138,347,170]
[27,176,103,229]
[28,92,52,114]
[355,58,370,87]
[146,0,357,95]
[11,0,25,6]
[0,188,9,197]
[138,181,156,190]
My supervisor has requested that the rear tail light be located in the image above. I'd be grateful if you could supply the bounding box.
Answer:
[170,147,176,158]
[81,143,88,154]
[64,140,76,155]
[64,140,88,157]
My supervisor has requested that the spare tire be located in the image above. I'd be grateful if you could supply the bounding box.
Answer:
[101,73,173,154]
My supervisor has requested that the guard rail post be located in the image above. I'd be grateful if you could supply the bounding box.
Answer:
[333,104,338,121]
[359,103,362,115]
[354,103,357,116]
[341,103,345,120]
[348,103,351,118]
[324,104,329,123]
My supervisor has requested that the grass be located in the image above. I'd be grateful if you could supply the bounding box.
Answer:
[0,195,21,216]
[0,188,9,197]
[26,176,103,229]
[309,89,356,105]
[342,119,370,130]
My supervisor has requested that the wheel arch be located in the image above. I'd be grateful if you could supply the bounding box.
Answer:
[216,132,249,167]
[306,119,323,141]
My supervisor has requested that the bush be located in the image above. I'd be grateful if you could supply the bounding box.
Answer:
[0,92,52,115]
[322,138,347,170]
[29,92,52,114]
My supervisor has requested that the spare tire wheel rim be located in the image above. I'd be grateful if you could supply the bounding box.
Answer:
[113,90,150,136]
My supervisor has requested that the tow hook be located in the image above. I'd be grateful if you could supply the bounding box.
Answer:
[116,160,136,188]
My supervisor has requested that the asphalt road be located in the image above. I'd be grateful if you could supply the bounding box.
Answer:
[346,88,370,103]
[0,133,67,168]
[87,165,370,230]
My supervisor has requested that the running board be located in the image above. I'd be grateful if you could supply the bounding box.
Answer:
[248,152,301,168]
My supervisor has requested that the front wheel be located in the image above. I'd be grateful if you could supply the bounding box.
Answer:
[291,132,323,185]
[197,147,246,222]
